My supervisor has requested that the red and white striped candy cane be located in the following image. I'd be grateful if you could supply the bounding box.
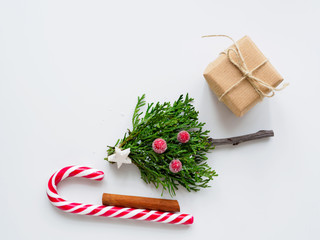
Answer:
[47,165,194,225]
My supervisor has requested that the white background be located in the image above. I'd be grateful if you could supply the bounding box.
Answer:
[0,0,319,239]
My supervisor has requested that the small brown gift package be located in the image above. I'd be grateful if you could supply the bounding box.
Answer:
[203,35,284,117]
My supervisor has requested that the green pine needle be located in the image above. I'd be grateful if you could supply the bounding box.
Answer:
[105,94,217,196]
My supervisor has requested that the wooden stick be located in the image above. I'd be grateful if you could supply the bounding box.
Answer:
[102,193,180,212]
[208,130,274,146]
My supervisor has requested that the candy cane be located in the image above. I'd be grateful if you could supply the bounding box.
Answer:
[46,165,194,225]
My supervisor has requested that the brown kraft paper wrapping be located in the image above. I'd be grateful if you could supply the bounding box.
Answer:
[203,36,284,117]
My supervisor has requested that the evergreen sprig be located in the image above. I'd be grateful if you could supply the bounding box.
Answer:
[106,94,217,196]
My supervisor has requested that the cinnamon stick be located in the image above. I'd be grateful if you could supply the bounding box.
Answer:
[102,193,180,212]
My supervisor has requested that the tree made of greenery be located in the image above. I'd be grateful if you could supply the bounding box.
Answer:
[106,94,217,196]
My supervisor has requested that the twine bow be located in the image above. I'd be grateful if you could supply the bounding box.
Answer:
[202,35,288,101]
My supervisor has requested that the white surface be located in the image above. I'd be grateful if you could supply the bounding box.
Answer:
[0,0,319,239]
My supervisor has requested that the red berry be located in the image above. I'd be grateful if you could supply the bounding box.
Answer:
[169,159,182,173]
[152,138,167,154]
[177,130,190,143]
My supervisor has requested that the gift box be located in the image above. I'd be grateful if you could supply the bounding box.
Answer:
[203,35,285,117]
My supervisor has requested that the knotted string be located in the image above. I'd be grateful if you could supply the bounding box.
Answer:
[202,34,288,101]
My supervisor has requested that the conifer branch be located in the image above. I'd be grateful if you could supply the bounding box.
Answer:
[105,95,274,196]
[106,94,216,196]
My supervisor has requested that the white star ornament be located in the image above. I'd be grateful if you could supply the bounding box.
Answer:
[108,147,132,168]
